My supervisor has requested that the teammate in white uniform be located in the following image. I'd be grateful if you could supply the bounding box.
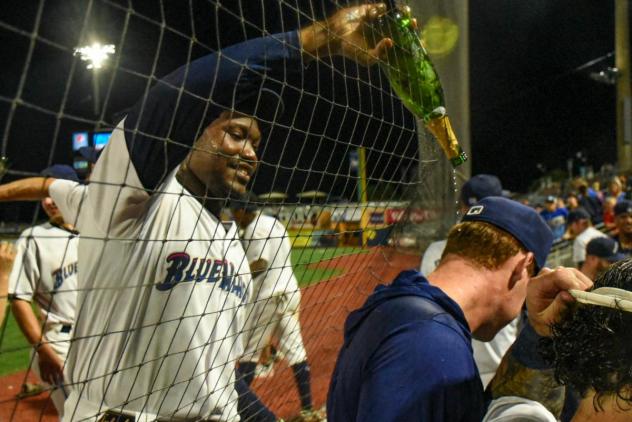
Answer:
[8,165,80,418]
[232,200,313,414]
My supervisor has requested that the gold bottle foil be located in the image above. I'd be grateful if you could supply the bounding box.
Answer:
[425,115,467,167]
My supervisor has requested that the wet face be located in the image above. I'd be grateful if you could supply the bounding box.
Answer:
[187,111,261,199]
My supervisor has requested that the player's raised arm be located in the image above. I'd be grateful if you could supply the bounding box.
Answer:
[0,177,55,202]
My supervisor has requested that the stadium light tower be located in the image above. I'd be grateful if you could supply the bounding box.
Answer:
[74,42,116,116]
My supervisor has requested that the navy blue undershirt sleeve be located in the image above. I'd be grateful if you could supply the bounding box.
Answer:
[122,31,302,191]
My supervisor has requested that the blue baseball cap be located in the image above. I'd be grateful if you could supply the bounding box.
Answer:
[586,237,627,262]
[462,197,554,272]
[614,200,632,217]
[461,174,503,206]
[40,164,79,182]
[567,208,591,224]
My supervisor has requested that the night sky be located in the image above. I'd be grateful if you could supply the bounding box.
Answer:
[0,0,627,222]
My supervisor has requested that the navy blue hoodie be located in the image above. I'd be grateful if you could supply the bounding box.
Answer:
[327,270,485,421]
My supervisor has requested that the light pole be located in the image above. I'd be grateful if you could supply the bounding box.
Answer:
[615,0,631,171]
[74,42,115,116]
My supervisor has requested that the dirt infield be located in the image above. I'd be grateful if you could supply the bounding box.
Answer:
[253,247,420,419]
[0,247,419,421]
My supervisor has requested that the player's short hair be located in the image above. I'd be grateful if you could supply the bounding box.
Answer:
[541,258,632,411]
[442,221,532,273]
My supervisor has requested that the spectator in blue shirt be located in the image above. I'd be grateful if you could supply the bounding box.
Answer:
[540,195,568,241]
[327,197,592,422]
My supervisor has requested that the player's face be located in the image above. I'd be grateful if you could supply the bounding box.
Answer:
[474,252,532,342]
[189,111,261,199]
[41,197,64,225]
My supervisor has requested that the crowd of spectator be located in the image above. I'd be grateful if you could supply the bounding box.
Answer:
[515,175,632,268]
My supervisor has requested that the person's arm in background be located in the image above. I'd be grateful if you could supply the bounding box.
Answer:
[0,177,55,202]
[7,235,65,385]
[0,177,86,229]
[11,299,64,385]
[488,267,593,418]
[0,242,16,326]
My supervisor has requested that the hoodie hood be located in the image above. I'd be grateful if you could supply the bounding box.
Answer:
[343,269,469,344]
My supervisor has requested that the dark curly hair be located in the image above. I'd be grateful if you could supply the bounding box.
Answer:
[540,258,632,411]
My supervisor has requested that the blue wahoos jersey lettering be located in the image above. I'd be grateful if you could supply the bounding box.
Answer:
[156,252,248,300]
[52,262,78,290]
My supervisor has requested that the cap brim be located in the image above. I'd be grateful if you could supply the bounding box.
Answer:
[606,253,628,263]
[569,287,632,312]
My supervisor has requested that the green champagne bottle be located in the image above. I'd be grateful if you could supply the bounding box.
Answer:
[373,4,467,167]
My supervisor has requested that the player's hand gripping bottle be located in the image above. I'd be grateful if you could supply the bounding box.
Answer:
[372,2,467,167]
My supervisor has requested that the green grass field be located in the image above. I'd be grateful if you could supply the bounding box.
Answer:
[292,246,366,287]
[0,310,33,376]
[0,246,367,376]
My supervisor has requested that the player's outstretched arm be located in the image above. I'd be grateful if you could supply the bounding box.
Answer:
[0,177,55,202]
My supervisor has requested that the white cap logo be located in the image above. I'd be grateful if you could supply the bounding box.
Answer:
[467,205,484,216]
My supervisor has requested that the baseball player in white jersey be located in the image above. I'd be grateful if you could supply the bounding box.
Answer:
[7,165,80,417]
[232,199,314,416]
[0,5,392,420]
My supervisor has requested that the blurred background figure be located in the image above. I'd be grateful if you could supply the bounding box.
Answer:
[565,193,580,212]
[540,196,568,242]
[605,176,626,203]
[568,208,606,266]
[603,196,618,232]
[612,200,632,256]
[576,180,603,225]
[7,165,80,418]
[580,237,627,279]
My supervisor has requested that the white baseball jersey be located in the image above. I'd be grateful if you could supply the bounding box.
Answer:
[8,222,78,326]
[241,213,299,301]
[50,121,252,422]
[240,214,306,365]
[572,226,607,264]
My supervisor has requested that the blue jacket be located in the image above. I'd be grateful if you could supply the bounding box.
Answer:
[327,270,485,422]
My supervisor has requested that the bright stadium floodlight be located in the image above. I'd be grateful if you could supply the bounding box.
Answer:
[74,42,116,70]
[74,42,115,115]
